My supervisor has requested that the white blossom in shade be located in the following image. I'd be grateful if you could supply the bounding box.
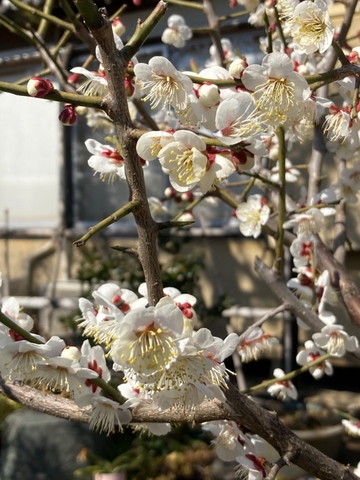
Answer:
[135,130,174,162]
[237,327,279,363]
[296,340,333,379]
[310,187,337,216]
[283,207,324,239]
[157,130,208,192]
[333,164,360,204]
[342,419,360,437]
[236,194,271,239]
[323,105,352,142]
[85,139,126,181]
[270,159,300,183]
[202,421,250,461]
[267,368,298,401]
[242,52,311,126]
[134,57,193,114]
[289,237,314,268]
[215,92,266,155]
[70,67,108,96]
[316,270,337,318]
[290,0,334,54]
[312,324,359,357]
[354,461,360,478]
[110,299,184,377]
[77,394,132,435]
[0,336,65,382]
[286,270,313,302]
[161,14,192,48]
[235,453,267,480]
[79,339,111,395]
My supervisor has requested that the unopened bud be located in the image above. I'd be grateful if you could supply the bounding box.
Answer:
[229,58,248,79]
[59,103,77,126]
[27,77,54,98]
[112,17,126,37]
[198,83,220,108]
[164,187,177,198]
[180,191,194,202]
[67,73,80,85]
[61,345,81,362]
[124,77,135,98]
[133,0,141,5]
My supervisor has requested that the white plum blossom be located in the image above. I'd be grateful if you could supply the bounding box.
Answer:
[79,339,111,395]
[135,130,174,162]
[235,453,267,480]
[215,91,266,155]
[30,346,99,399]
[134,56,193,115]
[323,105,352,142]
[267,368,298,400]
[333,164,360,204]
[158,131,235,193]
[270,159,301,183]
[0,336,65,382]
[85,139,126,181]
[192,328,239,388]
[158,130,208,192]
[236,194,271,239]
[161,14,192,48]
[110,299,184,377]
[242,52,311,126]
[296,340,333,379]
[206,38,237,67]
[238,327,279,362]
[70,66,108,97]
[312,324,359,357]
[76,394,132,435]
[202,421,251,461]
[290,0,334,54]
[283,207,325,239]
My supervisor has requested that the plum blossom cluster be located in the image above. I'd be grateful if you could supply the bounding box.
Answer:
[0,279,282,440]
[202,420,271,479]
[0,296,132,434]
[78,282,240,413]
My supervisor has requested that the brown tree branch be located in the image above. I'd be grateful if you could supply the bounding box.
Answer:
[73,2,167,305]
[2,378,358,480]
[314,235,360,329]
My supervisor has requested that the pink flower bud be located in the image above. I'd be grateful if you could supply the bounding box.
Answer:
[59,104,77,126]
[112,17,126,36]
[133,0,141,5]
[164,187,177,198]
[180,192,194,202]
[67,73,80,85]
[27,77,54,98]
[124,78,135,98]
